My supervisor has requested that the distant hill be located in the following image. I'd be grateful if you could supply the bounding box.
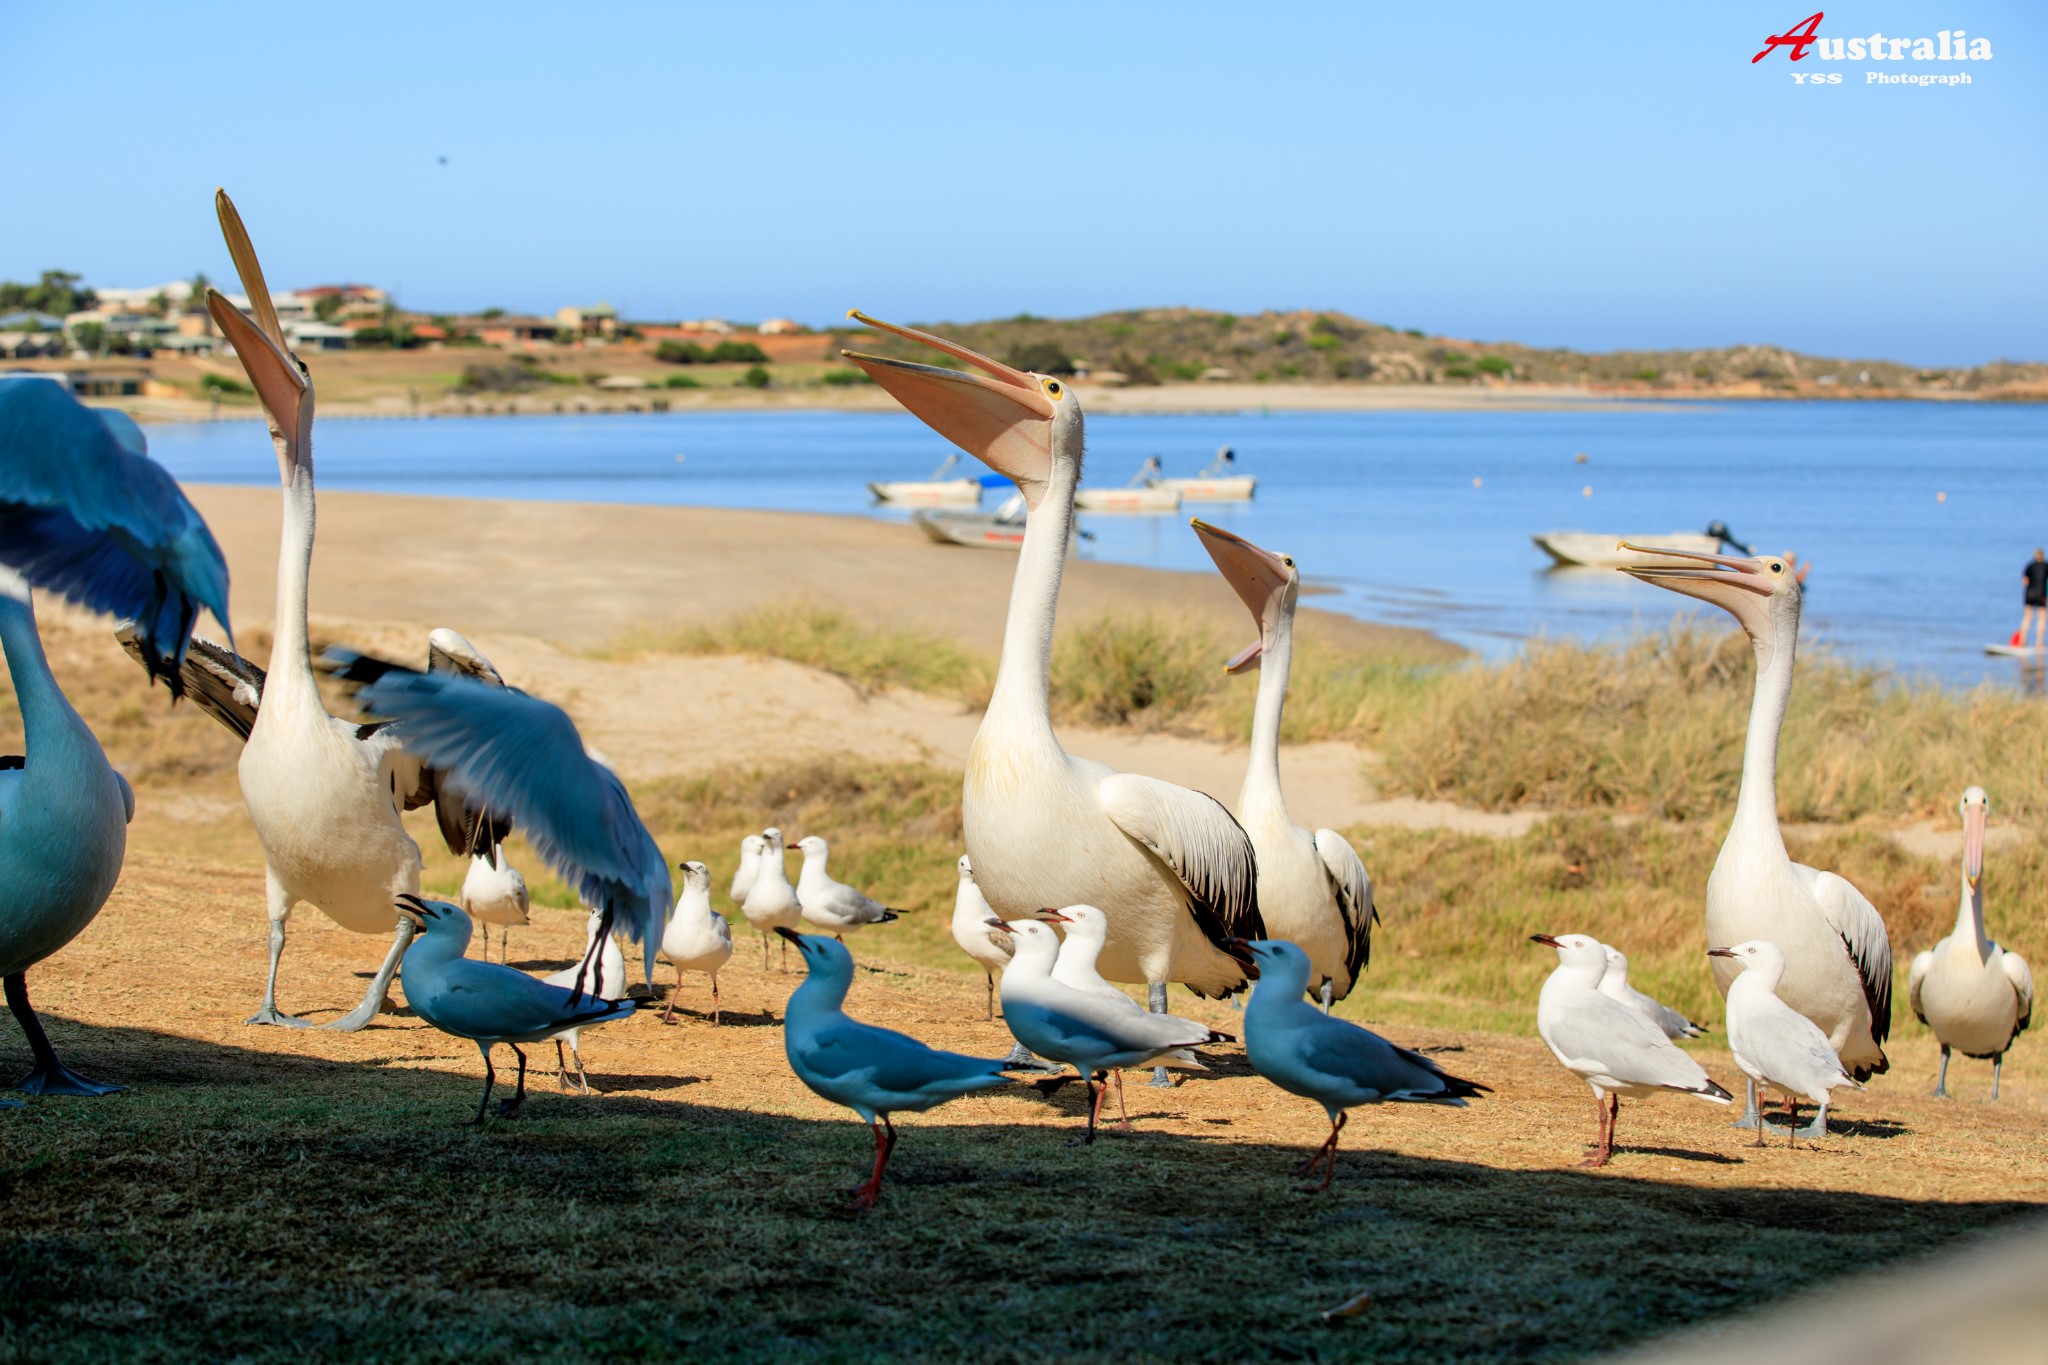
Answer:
[834,307,2047,399]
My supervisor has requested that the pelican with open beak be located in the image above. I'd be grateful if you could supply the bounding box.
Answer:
[1190,520,1375,1014]
[1619,540,1893,1134]
[844,316,1265,1087]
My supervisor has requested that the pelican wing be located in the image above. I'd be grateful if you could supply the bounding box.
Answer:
[423,959,635,1041]
[0,378,233,693]
[356,671,671,965]
[1907,949,1933,1027]
[116,629,262,741]
[1813,871,1894,1046]
[1098,773,1264,942]
[1314,827,1377,984]
[2001,950,2034,1039]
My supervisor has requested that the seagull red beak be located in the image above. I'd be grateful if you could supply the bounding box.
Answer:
[1528,934,1561,948]
[774,926,805,945]
[1032,908,1072,924]
[1705,947,1737,958]
[985,918,1015,936]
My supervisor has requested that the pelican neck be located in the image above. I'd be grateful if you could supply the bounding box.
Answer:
[1729,617,1797,856]
[1238,605,1294,823]
[985,442,1081,742]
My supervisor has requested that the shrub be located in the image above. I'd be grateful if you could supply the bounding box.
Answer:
[1632,368,1662,383]
[820,368,870,386]
[664,374,700,389]
[1003,341,1074,375]
[710,340,769,364]
[1307,332,1341,352]
[740,365,771,389]
[1404,328,1426,338]
[1443,364,1475,379]
[656,340,708,364]
[1475,356,1512,377]
[199,372,250,396]
[454,362,537,393]
[1111,350,1160,386]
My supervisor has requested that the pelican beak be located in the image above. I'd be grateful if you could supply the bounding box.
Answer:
[1528,933,1561,948]
[1618,543,1781,644]
[1705,947,1737,958]
[841,310,1058,507]
[1962,799,1988,892]
[1191,518,1295,673]
[209,190,311,474]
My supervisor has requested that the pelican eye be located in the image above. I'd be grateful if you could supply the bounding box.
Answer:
[1042,378,1063,398]
[1768,562,1784,574]
[1282,556,1295,567]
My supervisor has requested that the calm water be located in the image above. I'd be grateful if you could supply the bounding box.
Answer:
[148,402,2048,686]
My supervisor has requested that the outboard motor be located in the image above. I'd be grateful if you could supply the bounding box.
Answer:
[1704,521,1754,556]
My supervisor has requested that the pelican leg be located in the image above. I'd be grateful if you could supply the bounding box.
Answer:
[1793,1102,1827,1141]
[568,1041,589,1095]
[496,1044,529,1116]
[1320,979,1334,1016]
[1992,1054,2004,1102]
[467,1045,496,1127]
[1002,1040,1045,1069]
[1146,982,1174,1088]
[5,973,120,1097]
[1733,1077,1790,1135]
[1933,1045,1952,1098]
[850,1115,896,1211]
[318,917,416,1032]
[246,872,311,1027]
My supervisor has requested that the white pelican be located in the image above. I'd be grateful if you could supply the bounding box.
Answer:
[1237,939,1486,1190]
[661,860,734,1024]
[845,316,1264,1081]
[741,827,803,970]
[1622,543,1893,1131]
[542,904,627,1092]
[461,844,530,964]
[1908,787,2032,1099]
[1192,519,1376,1012]
[1712,940,1864,1145]
[1598,945,1708,1041]
[0,379,233,1095]
[778,927,1014,1211]
[947,854,1011,1021]
[1533,934,1733,1167]
[793,836,902,939]
[395,895,635,1124]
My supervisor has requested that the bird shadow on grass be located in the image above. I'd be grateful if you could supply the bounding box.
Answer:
[3,1014,2044,1364]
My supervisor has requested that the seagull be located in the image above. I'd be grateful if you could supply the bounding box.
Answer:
[0,378,232,1096]
[741,827,802,971]
[461,844,529,964]
[777,927,1014,1210]
[1599,945,1709,1041]
[730,833,766,911]
[1192,520,1376,1013]
[353,668,671,1003]
[1039,905,1156,1129]
[1712,940,1863,1145]
[1621,541,1892,1133]
[846,315,1264,1089]
[990,917,1233,1142]
[793,835,903,940]
[394,895,635,1124]
[1235,938,1487,1189]
[542,904,627,1092]
[1910,788,2033,1100]
[1532,933,1733,1167]
[948,855,1012,1021]
[661,861,734,1024]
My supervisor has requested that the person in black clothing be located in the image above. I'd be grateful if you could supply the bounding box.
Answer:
[2021,549,2048,650]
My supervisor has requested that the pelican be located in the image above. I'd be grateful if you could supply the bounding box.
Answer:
[845,316,1264,1087]
[1909,787,2032,1099]
[0,378,232,1095]
[1192,519,1376,1012]
[1622,543,1892,1132]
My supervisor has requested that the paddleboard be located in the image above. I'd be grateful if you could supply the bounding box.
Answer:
[1984,643,2046,657]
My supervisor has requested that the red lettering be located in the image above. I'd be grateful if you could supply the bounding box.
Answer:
[1753,11,1824,62]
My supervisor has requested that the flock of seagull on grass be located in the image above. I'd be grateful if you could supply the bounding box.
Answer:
[0,189,2032,1207]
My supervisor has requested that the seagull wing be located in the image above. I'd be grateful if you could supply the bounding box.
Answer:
[1298,1015,1487,1104]
[1314,827,1376,986]
[424,959,635,1040]
[116,629,263,741]
[1099,772,1264,944]
[426,630,517,857]
[2001,950,2033,1040]
[804,1017,1008,1096]
[0,378,233,693]
[1812,870,1893,1047]
[357,671,671,965]
[1547,989,1724,1096]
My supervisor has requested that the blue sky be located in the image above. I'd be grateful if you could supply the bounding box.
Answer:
[5,2,2042,365]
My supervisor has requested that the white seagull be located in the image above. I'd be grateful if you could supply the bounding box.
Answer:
[730,833,766,911]
[1598,945,1709,1041]
[741,827,803,971]
[1040,905,1173,1131]
[395,895,635,1124]
[1712,940,1863,1145]
[793,836,903,939]
[461,843,530,964]
[1622,542,1893,1132]
[948,855,1012,1021]
[0,378,234,1096]
[778,927,1014,1210]
[1908,787,2032,1100]
[1193,519,1377,1013]
[991,917,1233,1142]
[542,904,627,1092]
[1533,933,1733,1167]
[847,316,1264,1085]
[1237,939,1487,1190]
[661,860,734,1025]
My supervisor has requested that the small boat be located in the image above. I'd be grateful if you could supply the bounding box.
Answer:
[869,452,984,505]
[1985,642,2046,658]
[914,491,1030,549]
[1143,447,1256,501]
[1533,521,1756,570]
[1073,460,1182,513]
